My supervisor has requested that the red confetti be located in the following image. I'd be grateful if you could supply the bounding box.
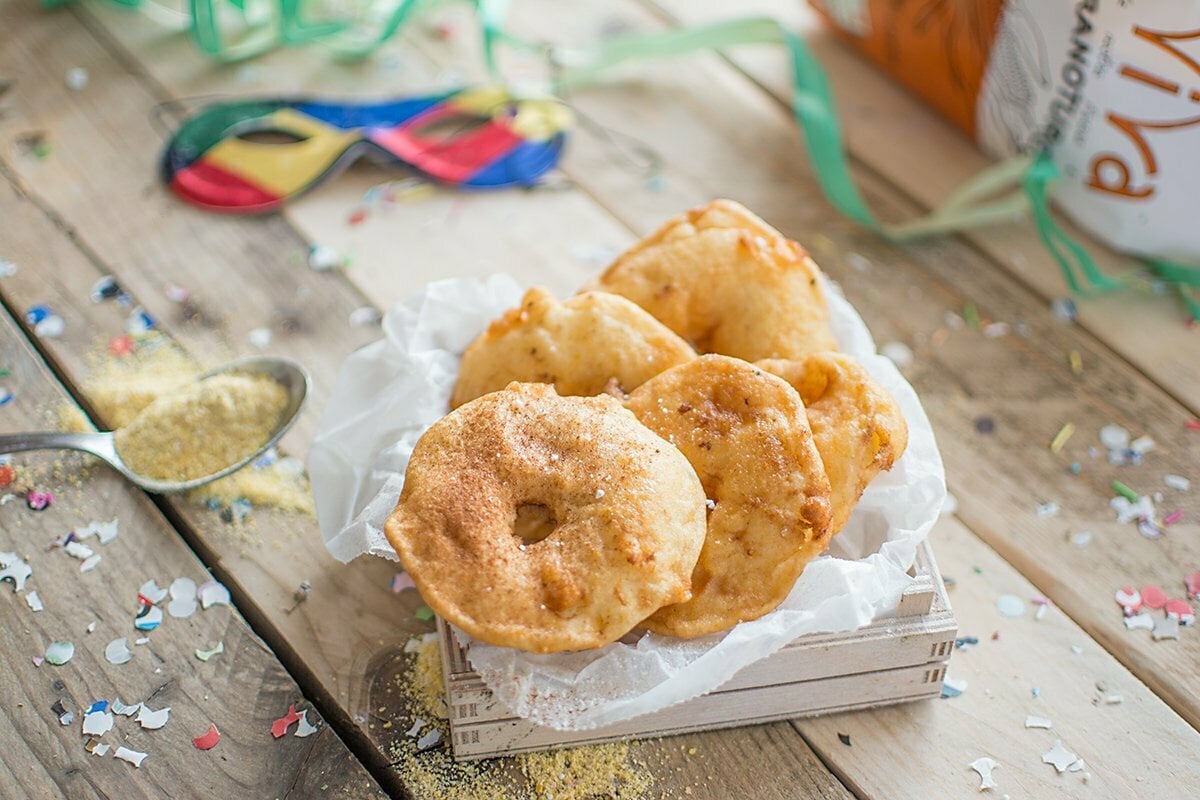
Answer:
[271,705,302,739]
[347,208,368,226]
[0,465,14,488]
[1164,598,1194,621]
[107,335,134,357]
[193,724,220,750]
[1185,571,1200,600]
[1141,585,1168,609]
[1187,418,1200,432]
[1163,509,1184,526]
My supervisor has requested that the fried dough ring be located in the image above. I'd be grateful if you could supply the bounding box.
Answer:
[385,383,707,653]
[625,355,833,638]
[759,354,908,536]
[588,199,838,361]
[451,288,696,409]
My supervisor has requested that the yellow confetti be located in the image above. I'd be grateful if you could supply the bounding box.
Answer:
[1069,350,1083,374]
[1050,423,1075,454]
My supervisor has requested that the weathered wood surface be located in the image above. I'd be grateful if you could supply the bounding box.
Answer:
[0,0,1197,796]
[0,308,384,798]
[653,0,1200,409]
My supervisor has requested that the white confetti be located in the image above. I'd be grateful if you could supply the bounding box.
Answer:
[63,541,94,561]
[405,718,424,737]
[348,306,382,327]
[247,327,272,349]
[79,554,102,573]
[44,641,74,665]
[0,552,32,592]
[114,746,147,768]
[91,743,110,757]
[25,591,43,612]
[982,321,1009,339]
[1070,530,1092,547]
[168,577,198,618]
[64,67,89,91]
[996,594,1026,618]
[111,699,140,717]
[1129,435,1155,455]
[307,244,342,271]
[1102,694,1124,705]
[104,638,133,665]
[1098,424,1130,451]
[295,710,318,738]
[34,315,65,338]
[1068,758,1086,773]
[136,704,170,730]
[1042,741,1078,774]
[1035,501,1060,519]
[138,579,168,604]
[1124,613,1154,631]
[78,518,119,544]
[416,727,442,751]
[198,580,231,609]
[134,605,163,631]
[82,710,113,737]
[1164,474,1190,492]
[0,258,16,277]
[968,757,1000,791]
[1024,716,1052,729]
[86,622,96,633]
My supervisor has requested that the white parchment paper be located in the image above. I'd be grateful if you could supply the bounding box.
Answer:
[309,274,945,731]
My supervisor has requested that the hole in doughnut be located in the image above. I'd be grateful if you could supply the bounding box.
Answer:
[513,503,558,545]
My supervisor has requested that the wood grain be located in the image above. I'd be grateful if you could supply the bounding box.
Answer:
[0,4,858,797]
[0,309,384,798]
[649,0,1200,411]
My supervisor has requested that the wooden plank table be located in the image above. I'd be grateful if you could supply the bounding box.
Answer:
[1,0,1198,797]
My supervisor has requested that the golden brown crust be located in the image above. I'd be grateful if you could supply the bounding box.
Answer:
[758,354,908,537]
[625,355,833,638]
[586,199,838,361]
[385,383,707,653]
[451,288,697,408]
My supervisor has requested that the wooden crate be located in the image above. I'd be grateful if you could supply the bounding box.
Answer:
[438,540,956,760]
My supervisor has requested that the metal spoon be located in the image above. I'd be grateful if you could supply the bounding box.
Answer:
[0,356,309,494]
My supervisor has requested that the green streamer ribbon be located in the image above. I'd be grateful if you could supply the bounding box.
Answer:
[48,0,1200,318]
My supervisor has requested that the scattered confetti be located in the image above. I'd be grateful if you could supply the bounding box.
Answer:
[1099,424,1130,451]
[25,591,42,612]
[138,579,168,605]
[954,636,979,650]
[416,727,442,751]
[31,656,43,667]
[0,552,32,591]
[1111,585,1136,612]
[52,699,73,725]
[1070,531,1093,547]
[1111,480,1139,502]
[295,710,318,738]
[1141,585,1167,609]
[65,67,89,91]
[77,518,119,544]
[0,465,13,487]
[1042,741,1078,774]
[247,327,272,349]
[90,742,110,757]
[104,637,133,665]
[0,386,12,407]
[348,306,382,327]
[941,677,967,698]
[90,276,123,303]
[1187,418,1200,432]
[198,580,230,609]
[134,604,163,631]
[64,541,95,561]
[1049,423,1075,453]
[1129,435,1155,455]
[391,573,416,593]
[114,746,147,768]
[968,756,1000,791]
[167,577,199,618]
[973,416,995,435]
[1185,571,1200,600]
[1024,716,1052,729]
[82,709,114,737]
[837,733,852,746]
[195,642,224,662]
[962,301,980,328]
[1069,350,1083,374]
[996,595,1025,618]
[1124,613,1154,631]
[1035,501,1059,519]
[271,705,303,738]
[136,704,170,730]
[79,554,102,573]
[1164,474,1190,491]
[880,341,913,369]
[25,306,65,339]
[1050,297,1077,322]
[0,258,16,277]
[193,724,220,750]
[26,490,55,510]
[111,699,140,716]
[1152,616,1180,641]
[1163,509,1184,526]
[415,605,435,622]
[44,641,74,665]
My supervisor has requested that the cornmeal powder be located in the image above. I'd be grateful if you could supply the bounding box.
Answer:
[115,373,287,482]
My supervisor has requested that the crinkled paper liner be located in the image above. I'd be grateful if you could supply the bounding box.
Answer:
[309,273,946,732]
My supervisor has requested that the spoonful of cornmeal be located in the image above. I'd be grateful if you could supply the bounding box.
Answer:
[0,357,309,494]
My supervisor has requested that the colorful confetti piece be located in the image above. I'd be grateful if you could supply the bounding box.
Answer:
[193,724,221,750]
